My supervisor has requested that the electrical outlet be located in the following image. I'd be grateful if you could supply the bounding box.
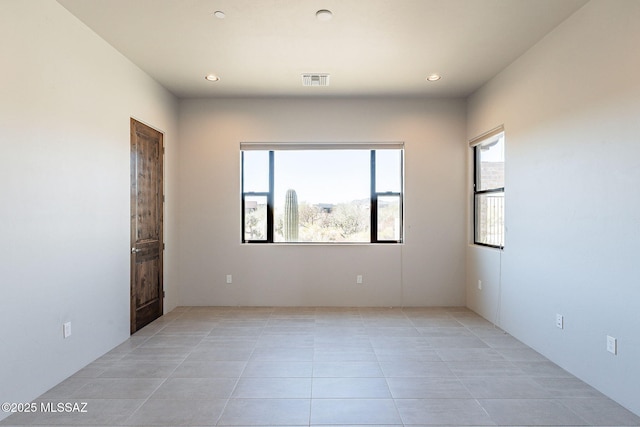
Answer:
[556,314,564,329]
[607,335,617,355]
[477,280,482,290]
[356,275,363,284]
[226,274,232,284]
[63,322,71,338]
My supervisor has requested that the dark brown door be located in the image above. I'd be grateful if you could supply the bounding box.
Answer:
[130,118,163,334]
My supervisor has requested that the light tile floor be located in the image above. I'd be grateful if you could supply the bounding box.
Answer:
[2,306,639,426]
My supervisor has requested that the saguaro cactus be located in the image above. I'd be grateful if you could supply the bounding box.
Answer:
[283,189,299,241]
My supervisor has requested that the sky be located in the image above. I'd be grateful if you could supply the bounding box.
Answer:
[243,149,402,208]
[480,134,505,162]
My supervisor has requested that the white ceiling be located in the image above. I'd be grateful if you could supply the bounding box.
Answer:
[57,0,588,99]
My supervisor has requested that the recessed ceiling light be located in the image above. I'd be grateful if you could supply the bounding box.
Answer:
[426,74,442,82]
[205,74,220,82]
[213,10,225,19]
[316,9,333,21]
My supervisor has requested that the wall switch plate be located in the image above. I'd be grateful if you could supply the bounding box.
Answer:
[63,322,71,338]
[556,314,564,329]
[607,335,617,355]
[356,275,363,284]
[478,280,482,290]
[226,274,232,284]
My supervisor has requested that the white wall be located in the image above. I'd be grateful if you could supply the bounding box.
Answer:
[466,0,640,415]
[0,0,179,417]
[178,97,466,307]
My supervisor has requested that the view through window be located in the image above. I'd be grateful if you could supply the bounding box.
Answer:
[473,130,505,248]
[242,144,403,243]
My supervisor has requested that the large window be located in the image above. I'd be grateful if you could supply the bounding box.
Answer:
[472,128,505,248]
[241,143,403,243]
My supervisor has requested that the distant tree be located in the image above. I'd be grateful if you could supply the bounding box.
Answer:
[245,206,265,240]
[299,203,323,226]
[279,199,371,242]
[329,201,369,237]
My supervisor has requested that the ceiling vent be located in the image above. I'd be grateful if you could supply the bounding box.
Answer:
[302,73,330,87]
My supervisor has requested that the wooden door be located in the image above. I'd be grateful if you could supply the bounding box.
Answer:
[130,118,163,334]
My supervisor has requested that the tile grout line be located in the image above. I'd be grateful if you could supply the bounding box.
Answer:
[119,310,196,426]
[215,307,271,426]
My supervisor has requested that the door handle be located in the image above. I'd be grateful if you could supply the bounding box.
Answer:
[131,247,140,253]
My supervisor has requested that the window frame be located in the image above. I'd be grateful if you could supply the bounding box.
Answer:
[241,144,404,244]
[472,129,505,249]
[370,150,403,243]
[241,150,274,243]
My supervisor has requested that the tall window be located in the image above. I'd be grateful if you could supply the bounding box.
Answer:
[241,143,404,244]
[471,128,505,248]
